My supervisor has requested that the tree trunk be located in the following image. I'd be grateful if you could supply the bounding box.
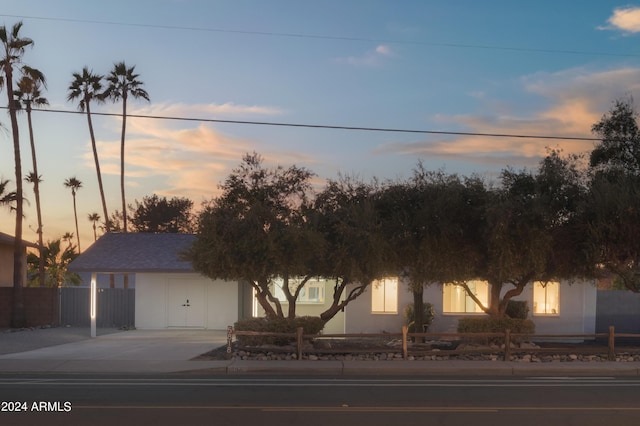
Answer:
[85,100,110,232]
[412,285,424,340]
[26,107,45,287]
[7,63,26,327]
[120,93,128,233]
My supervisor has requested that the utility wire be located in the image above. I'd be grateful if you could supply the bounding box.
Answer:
[19,107,599,141]
[2,13,638,58]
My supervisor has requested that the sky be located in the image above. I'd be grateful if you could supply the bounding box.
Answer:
[1,0,640,251]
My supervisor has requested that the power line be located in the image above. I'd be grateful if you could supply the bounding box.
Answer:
[21,106,599,142]
[1,13,638,58]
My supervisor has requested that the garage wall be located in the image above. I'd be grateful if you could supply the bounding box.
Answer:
[135,273,238,330]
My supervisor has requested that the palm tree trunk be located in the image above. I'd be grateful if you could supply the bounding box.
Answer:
[6,63,26,327]
[120,93,128,233]
[26,107,45,287]
[72,191,81,253]
[86,100,110,233]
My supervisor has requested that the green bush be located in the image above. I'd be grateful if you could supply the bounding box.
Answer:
[234,316,325,346]
[505,300,529,319]
[457,317,535,344]
[403,302,436,332]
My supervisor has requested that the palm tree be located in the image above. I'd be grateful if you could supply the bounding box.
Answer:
[64,177,82,253]
[104,62,149,233]
[15,66,47,287]
[67,67,110,232]
[1,21,34,328]
[88,212,100,241]
[0,178,16,208]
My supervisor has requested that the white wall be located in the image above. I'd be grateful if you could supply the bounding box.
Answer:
[135,272,238,330]
[345,278,598,336]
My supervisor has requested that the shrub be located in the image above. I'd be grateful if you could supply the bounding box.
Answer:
[234,316,325,346]
[403,302,436,332]
[505,300,529,319]
[457,317,535,344]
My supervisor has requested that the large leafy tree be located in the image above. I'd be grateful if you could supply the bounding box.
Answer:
[129,194,195,233]
[379,167,486,330]
[1,21,34,327]
[186,153,322,319]
[313,176,392,323]
[67,67,110,232]
[586,99,640,291]
[104,62,149,233]
[15,66,47,286]
[590,97,640,176]
[464,151,586,317]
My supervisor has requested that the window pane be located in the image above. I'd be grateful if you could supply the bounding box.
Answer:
[443,281,489,313]
[371,277,398,313]
[533,281,560,315]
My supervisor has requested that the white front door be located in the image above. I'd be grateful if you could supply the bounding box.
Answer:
[167,278,206,327]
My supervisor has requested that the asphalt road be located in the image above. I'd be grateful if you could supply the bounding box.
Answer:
[2,374,640,425]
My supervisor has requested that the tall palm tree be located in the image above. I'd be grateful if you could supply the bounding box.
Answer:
[104,62,149,233]
[15,66,47,287]
[64,177,82,253]
[1,21,34,328]
[88,212,100,241]
[67,67,110,232]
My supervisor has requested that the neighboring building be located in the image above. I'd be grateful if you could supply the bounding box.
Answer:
[0,232,38,288]
[344,276,597,336]
[68,233,252,330]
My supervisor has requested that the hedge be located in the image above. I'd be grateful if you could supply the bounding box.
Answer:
[234,316,325,346]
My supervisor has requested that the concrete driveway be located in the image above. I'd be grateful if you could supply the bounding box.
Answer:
[0,328,229,373]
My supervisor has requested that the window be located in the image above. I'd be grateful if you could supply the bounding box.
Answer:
[272,277,327,304]
[442,280,489,313]
[533,281,560,315]
[371,277,398,314]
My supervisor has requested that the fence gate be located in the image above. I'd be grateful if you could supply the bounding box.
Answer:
[60,287,135,328]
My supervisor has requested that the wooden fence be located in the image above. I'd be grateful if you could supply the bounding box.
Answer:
[228,325,640,362]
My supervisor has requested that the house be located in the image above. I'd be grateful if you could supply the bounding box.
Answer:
[0,231,38,287]
[261,277,346,335]
[344,276,597,336]
[67,233,252,329]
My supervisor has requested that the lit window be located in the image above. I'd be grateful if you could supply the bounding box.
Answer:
[443,280,489,313]
[533,281,559,315]
[273,277,327,304]
[371,277,398,314]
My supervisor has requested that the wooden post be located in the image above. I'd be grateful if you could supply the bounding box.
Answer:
[402,325,408,359]
[503,329,511,361]
[296,327,303,361]
[226,326,233,354]
[608,325,615,361]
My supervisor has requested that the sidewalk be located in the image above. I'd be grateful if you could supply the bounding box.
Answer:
[1,327,640,376]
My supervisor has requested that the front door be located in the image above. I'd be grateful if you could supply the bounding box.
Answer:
[167,278,206,327]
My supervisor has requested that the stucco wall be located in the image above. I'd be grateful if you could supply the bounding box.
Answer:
[0,244,28,288]
[345,278,598,336]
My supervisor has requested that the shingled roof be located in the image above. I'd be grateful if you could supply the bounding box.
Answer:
[67,233,197,273]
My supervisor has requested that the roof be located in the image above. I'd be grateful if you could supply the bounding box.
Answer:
[0,231,39,249]
[67,233,197,273]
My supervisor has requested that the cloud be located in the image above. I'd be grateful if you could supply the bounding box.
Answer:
[83,109,313,202]
[599,6,640,33]
[132,101,284,119]
[375,67,640,169]
[336,44,394,66]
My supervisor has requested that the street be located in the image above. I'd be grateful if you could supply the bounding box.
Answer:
[2,374,640,425]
